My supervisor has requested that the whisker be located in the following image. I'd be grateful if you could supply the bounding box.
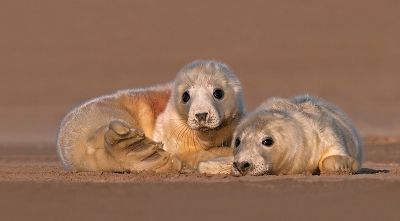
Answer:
[179,76,191,88]
[211,75,225,86]
[191,129,199,151]
[166,123,187,149]
[188,128,194,151]
[172,125,185,154]
[180,126,188,151]
[167,123,185,140]
[265,163,276,175]
[194,131,207,150]
[185,72,195,88]
[183,126,194,153]
[165,118,187,121]
[176,123,191,153]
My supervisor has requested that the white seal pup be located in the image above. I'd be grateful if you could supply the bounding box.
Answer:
[231,94,362,176]
[57,60,245,173]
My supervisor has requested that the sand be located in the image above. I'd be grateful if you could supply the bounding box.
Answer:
[1,141,400,220]
[1,1,400,220]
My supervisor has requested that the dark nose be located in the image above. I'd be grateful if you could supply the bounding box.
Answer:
[232,161,251,176]
[195,112,208,122]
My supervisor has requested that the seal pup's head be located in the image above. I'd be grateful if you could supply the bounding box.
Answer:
[156,60,245,156]
[172,60,244,134]
[231,98,303,176]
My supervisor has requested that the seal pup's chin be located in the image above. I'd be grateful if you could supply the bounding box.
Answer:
[190,124,219,131]
[198,126,212,131]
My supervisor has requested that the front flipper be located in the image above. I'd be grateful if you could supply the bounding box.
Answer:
[198,156,234,175]
[180,147,233,173]
[104,119,146,149]
[104,119,181,173]
[319,155,359,174]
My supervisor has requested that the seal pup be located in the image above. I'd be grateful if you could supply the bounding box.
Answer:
[231,94,362,176]
[57,60,245,173]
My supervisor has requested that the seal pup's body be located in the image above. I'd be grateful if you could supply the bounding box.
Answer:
[231,95,362,176]
[57,60,244,173]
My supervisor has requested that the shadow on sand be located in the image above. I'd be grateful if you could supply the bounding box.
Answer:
[358,168,389,174]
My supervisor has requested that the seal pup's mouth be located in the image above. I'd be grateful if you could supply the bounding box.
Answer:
[197,123,221,131]
[192,116,233,132]
[198,126,211,131]
[188,121,220,131]
[232,160,274,176]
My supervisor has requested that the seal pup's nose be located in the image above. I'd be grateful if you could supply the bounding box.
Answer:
[195,112,208,123]
[233,161,251,176]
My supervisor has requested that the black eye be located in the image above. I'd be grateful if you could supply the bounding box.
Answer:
[182,91,190,103]
[235,138,241,148]
[262,137,274,147]
[213,89,224,100]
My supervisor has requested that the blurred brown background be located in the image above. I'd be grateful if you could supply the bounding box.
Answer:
[1,0,399,145]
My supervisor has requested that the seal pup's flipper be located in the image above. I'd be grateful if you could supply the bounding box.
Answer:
[198,156,234,175]
[319,155,359,174]
[103,119,182,173]
[179,147,233,174]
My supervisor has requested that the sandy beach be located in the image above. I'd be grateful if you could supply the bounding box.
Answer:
[1,1,399,220]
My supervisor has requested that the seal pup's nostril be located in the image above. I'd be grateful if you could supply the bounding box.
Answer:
[233,161,239,170]
[242,162,250,169]
[195,112,208,122]
[233,161,251,176]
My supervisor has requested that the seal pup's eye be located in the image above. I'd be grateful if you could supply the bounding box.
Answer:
[213,89,224,100]
[182,91,190,103]
[235,138,241,148]
[262,137,274,147]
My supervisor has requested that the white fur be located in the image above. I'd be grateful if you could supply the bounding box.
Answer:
[153,60,244,157]
[231,94,362,176]
[56,60,244,173]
